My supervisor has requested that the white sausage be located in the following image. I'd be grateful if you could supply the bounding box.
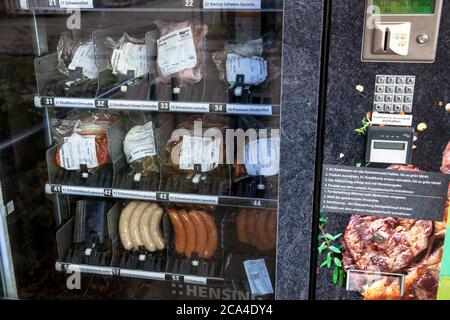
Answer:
[129,202,149,251]
[149,206,165,250]
[119,202,138,251]
[139,204,157,252]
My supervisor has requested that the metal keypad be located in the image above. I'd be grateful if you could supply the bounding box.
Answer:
[373,75,415,114]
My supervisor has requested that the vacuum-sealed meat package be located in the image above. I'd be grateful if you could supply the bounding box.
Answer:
[57,32,98,80]
[106,33,149,78]
[123,115,159,174]
[213,36,281,86]
[155,20,208,86]
[165,115,228,173]
[52,110,119,171]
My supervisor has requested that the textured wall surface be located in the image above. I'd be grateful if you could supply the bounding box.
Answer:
[276,0,324,300]
[315,0,450,300]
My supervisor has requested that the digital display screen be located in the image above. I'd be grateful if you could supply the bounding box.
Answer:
[372,0,436,14]
[373,141,406,150]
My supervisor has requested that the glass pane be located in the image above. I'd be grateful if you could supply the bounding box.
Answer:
[3,0,283,299]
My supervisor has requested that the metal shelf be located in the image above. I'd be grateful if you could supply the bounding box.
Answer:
[55,261,225,286]
[35,96,278,116]
[45,183,278,209]
[22,0,283,12]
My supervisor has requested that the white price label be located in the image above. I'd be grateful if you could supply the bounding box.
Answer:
[169,193,219,205]
[371,112,413,127]
[59,0,94,8]
[203,0,261,9]
[107,100,158,111]
[226,104,272,115]
[54,98,95,108]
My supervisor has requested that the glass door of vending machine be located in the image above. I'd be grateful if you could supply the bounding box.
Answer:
[313,0,449,301]
[4,0,286,300]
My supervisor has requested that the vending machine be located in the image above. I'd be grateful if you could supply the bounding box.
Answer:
[0,0,325,300]
[1,0,447,302]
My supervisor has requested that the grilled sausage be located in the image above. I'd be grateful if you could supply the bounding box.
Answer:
[246,210,258,247]
[150,206,165,250]
[266,212,277,250]
[179,210,196,259]
[130,202,149,250]
[139,203,157,252]
[190,210,207,256]
[236,209,250,244]
[168,209,186,254]
[255,212,272,251]
[198,211,218,259]
[119,201,138,250]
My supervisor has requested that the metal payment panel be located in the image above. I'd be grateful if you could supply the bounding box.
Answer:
[362,0,443,62]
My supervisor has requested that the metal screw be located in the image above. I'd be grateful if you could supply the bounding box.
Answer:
[417,33,430,45]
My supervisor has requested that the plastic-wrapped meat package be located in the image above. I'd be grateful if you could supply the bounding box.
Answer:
[155,20,208,86]
[123,114,159,174]
[57,32,98,80]
[165,115,229,173]
[106,33,150,78]
[212,36,281,86]
[52,110,119,172]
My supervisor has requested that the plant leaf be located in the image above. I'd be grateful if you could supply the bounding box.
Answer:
[320,259,328,268]
[329,246,341,254]
[324,233,335,240]
[332,267,339,284]
[339,270,345,287]
[334,257,342,267]
[318,242,328,253]
[332,233,343,240]
[319,217,328,223]
[326,252,332,268]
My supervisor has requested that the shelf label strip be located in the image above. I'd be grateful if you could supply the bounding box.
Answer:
[35,97,274,115]
[55,262,220,285]
[46,184,277,208]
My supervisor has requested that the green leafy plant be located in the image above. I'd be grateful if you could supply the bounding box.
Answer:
[317,215,345,287]
[355,112,372,136]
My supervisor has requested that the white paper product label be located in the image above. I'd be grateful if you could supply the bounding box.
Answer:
[59,0,94,9]
[243,259,273,296]
[123,122,156,164]
[179,136,220,173]
[157,27,197,77]
[68,42,98,80]
[378,23,411,56]
[203,0,261,9]
[59,133,99,170]
[245,138,280,177]
[226,54,267,85]
[371,112,413,127]
[111,42,149,78]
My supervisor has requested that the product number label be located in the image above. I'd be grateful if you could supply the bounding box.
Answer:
[158,101,170,111]
[251,200,263,208]
[104,189,113,197]
[209,103,226,113]
[48,0,59,7]
[112,268,121,276]
[41,97,55,106]
[61,263,70,272]
[182,0,200,7]
[156,192,170,201]
[51,185,63,194]
[166,274,184,282]
[95,99,109,109]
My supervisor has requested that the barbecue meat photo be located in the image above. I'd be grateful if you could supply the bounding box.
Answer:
[343,215,433,272]
[363,245,443,300]
[441,142,450,174]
